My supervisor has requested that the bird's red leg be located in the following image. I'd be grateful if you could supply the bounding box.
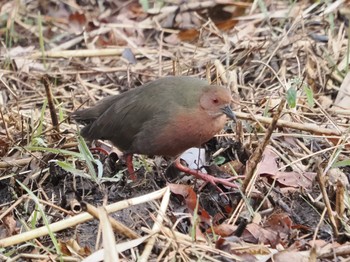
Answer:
[174,158,239,189]
[126,154,137,181]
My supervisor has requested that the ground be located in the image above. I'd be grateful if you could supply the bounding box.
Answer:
[1,0,350,261]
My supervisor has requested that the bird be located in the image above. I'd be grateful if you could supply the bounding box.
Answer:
[72,76,238,188]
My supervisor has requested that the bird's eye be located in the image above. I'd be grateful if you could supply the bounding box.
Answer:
[212,98,219,104]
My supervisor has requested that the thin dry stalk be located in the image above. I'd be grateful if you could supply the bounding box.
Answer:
[335,180,345,228]
[235,111,342,136]
[139,187,171,262]
[242,98,286,193]
[99,206,119,262]
[84,202,139,239]
[315,159,339,237]
[29,48,158,59]
[42,75,59,133]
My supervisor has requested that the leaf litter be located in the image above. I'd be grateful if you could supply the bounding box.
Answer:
[1,0,350,261]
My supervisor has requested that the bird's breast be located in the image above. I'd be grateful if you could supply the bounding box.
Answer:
[148,108,227,157]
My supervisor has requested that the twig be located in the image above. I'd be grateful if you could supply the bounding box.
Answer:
[241,98,286,193]
[142,226,240,261]
[0,107,13,141]
[0,155,41,169]
[315,159,339,237]
[84,202,139,239]
[30,48,158,59]
[335,180,345,228]
[311,208,327,248]
[318,244,350,259]
[42,75,59,133]
[235,111,342,136]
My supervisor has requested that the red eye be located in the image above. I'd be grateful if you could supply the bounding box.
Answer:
[213,99,219,104]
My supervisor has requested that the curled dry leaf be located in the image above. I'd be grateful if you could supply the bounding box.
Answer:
[326,168,349,188]
[209,223,237,237]
[0,213,18,238]
[264,212,293,236]
[240,212,293,248]
[241,223,280,248]
[272,250,311,262]
[68,12,87,34]
[169,184,211,224]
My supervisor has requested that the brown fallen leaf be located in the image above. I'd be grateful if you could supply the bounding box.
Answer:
[241,223,280,247]
[272,250,311,262]
[264,212,293,236]
[68,12,87,34]
[209,223,237,237]
[59,239,91,257]
[257,146,316,189]
[0,213,18,238]
[169,184,211,224]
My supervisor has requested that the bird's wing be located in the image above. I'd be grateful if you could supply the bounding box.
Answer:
[72,94,125,124]
[77,89,171,153]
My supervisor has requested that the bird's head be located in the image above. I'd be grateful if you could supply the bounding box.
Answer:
[200,86,236,121]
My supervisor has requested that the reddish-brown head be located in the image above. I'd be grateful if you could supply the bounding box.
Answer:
[200,86,235,120]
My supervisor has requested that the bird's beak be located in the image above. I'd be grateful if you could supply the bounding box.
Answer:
[221,105,236,122]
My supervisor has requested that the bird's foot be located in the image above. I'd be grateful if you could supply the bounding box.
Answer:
[174,159,239,190]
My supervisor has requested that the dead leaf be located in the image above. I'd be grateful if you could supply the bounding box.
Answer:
[59,239,91,257]
[59,241,72,256]
[220,159,244,176]
[264,212,293,236]
[68,12,87,34]
[209,223,237,237]
[241,223,280,248]
[317,95,333,109]
[0,213,18,238]
[177,29,200,42]
[257,146,316,189]
[122,2,146,20]
[334,71,350,109]
[327,168,349,188]
[272,250,310,262]
[169,184,211,223]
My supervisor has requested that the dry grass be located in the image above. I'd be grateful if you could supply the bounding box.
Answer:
[1,0,350,261]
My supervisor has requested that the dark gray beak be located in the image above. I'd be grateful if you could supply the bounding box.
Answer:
[221,105,236,122]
